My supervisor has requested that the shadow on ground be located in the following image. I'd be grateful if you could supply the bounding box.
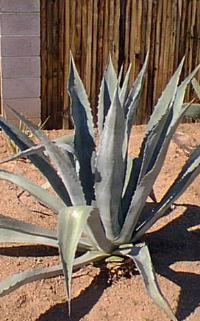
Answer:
[147,204,200,321]
[36,269,109,321]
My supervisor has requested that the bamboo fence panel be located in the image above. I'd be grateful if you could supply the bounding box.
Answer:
[41,0,200,129]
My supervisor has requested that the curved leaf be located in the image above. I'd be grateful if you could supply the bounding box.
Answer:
[5,107,85,206]
[0,250,107,298]
[0,115,71,206]
[0,214,57,247]
[0,169,65,213]
[0,264,63,297]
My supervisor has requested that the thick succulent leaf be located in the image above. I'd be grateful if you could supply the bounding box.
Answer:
[192,78,200,100]
[125,244,178,321]
[138,58,185,181]
[134,145,200,241]
[119,105,193,243]
[121,157,140,224]
[125,52,149,139]
[143,66,200,178]
[122,156,134,196]
[0,214,57,247]
[121,66,200,237]
[0,115,71,206]
[144,58,185,138]
[119,64,132,106]
[97,55,118,133]
[0,169,65,213]
[68,55,95,204]
[85,208,114,253]
[0,249,107,297]
[37,137,85,206]
[95,88,125,240]
[58,206,92,310]
[6,107,85,206]
[0,265,63,297]
[0,116,35,151]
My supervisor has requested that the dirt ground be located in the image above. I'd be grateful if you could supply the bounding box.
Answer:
[0,124,199,321]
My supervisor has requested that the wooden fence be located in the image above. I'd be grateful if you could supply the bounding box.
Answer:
[41,0,200,129]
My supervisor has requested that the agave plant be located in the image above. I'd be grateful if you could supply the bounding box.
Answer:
[0,54,200,321]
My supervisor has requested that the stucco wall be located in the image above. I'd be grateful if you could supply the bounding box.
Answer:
[0,0,41,123]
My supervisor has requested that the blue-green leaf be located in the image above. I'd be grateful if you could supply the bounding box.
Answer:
[58,206,92,313]
[126,244,178,321]
[0,115,71,206]
[4,107,85,206]
[97,55,118,133]
[95,88,125,240]
[0,169,65,213]
[68,55,95,204]
[119,64,132,106]
[138,58,185,182]
[0,214,57,247]
[119,66,200,243]
[134,145,200,241]
[0,265,63,297]
[0,250,107,298]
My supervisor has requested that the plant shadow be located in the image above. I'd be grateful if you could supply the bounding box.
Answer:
[36,268,109,321]
[146,203,200,321]
[0,244,58,257]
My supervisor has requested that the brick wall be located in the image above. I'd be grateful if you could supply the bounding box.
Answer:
[0,0,41,124]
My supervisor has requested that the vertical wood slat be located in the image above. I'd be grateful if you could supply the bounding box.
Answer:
[41,0,200,129]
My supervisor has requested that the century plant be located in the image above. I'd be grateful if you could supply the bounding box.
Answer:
[0,54,200,321]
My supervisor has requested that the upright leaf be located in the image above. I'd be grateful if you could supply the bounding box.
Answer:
[119,64,132,106]
[68,55,95,204]
[98,55,118,133]
[95,88,125,240]
[138,58,185,181]
[121,65,200,235]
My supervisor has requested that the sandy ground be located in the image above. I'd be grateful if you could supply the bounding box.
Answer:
[0,124,200,321]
